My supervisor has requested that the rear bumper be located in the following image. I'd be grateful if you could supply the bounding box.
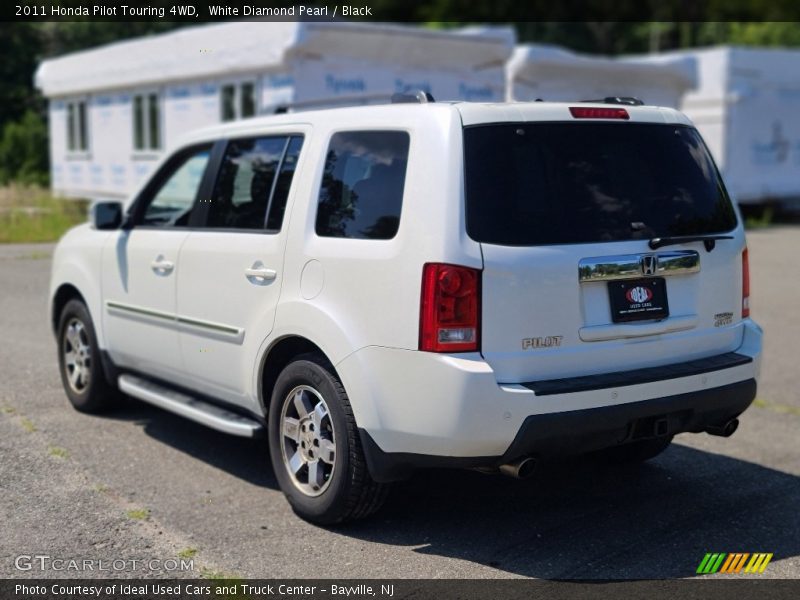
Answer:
[500,378,755,461]
[360,378,756,481]
[336,319,762,481]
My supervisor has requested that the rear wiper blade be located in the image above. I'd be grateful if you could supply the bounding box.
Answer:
[649,234,734,252]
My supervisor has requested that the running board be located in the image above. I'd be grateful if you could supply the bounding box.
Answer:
[118,374,264,438]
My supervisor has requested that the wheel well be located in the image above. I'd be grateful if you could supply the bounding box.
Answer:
[52,284,86,335]
[260,336,327,415]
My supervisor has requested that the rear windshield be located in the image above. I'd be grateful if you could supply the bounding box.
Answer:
[464,123,737,246]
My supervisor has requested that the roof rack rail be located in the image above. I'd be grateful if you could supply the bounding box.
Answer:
[272,90,435,114]
[390,90,435,104]
[582,96,645,106]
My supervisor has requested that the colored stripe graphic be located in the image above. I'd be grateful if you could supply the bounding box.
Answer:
[697,553,726,574]
[698,553,773,574]
[720,553,750,573]
[744,553,774,573]
[696,553,714,574]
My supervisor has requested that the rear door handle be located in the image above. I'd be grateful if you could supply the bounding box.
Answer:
[244,265,277,283]
[150,255,174,275]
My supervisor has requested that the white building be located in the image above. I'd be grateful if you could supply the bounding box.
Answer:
[35,22,514,200]
[632,46,800,205]
[507,44,697,109]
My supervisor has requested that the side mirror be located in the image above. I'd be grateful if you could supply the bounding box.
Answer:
[90,201,123,230]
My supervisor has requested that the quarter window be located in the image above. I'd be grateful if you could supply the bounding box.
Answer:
[221,81,258,122]
[315,131,410,240]
[205,135,303,231]
[133,93,161,151]
[66,100,88,153]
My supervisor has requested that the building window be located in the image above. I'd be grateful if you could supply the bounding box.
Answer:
[66,100,88,153]
[221,81,258,122]
[133,93,161,151]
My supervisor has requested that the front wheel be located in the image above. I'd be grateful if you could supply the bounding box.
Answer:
[57,299,119,413]
[267,355,389,524]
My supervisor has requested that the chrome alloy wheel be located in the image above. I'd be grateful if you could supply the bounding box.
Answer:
[279,385,336,497]
[63,318,92,393]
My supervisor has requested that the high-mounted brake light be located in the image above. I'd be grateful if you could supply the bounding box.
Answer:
[569,107,630,120]
[742,248,750,318]
[419,263,480,353]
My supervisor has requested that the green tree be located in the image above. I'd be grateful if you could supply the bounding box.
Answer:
[0,109,49,185]
[0,23,41,127]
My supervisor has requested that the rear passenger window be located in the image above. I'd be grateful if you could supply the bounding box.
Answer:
[315,131,409,240]
[267,136,303,232]
[206,135,303,231]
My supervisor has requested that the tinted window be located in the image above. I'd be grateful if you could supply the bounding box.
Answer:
[267,136,303,231]
[141,147,211,227]
[315,131,409,240]
[464,123,737,246]
[207,137,287,229]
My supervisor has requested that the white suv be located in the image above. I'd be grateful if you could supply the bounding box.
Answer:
[50,98,762,523]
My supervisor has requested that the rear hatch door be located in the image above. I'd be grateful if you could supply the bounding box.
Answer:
[463,113,745,383]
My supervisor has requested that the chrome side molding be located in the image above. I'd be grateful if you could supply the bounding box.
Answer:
[578,250,700,282]
[105,300,244,343]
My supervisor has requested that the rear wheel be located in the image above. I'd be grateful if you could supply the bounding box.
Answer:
[600,436,673,464]
[57,299,119,413]
[268,355,389,524]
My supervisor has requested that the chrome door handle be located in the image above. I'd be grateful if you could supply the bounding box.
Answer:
[244,267,277,282]
[150,256,174,275]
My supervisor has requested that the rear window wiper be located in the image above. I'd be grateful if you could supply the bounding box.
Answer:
[649,234,734,252]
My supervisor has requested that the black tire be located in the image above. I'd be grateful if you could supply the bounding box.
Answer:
[267,354,389,524]
[600,436,674,464]
[57,299,119,413]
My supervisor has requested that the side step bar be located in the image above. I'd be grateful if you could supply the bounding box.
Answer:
[118,374,264,438]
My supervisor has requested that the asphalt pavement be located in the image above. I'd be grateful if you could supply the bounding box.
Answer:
[0,231,798,580]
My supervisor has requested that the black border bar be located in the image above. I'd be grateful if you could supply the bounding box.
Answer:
[5,1,800,22]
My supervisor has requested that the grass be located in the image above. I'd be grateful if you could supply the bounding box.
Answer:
[48,446,68,458]
[752,397,800,417]
[14,250,52,260]
[744,206,774,230]
[20,417,37,432]
[178,547,199,559]
[200,568,243,581]
[0,184,89,243]
[126,508,150,520]
[200,570,248,599]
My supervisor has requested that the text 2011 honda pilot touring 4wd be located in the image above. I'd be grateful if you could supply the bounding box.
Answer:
[50,97,762,523]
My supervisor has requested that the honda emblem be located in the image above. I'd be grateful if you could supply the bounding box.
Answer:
[640,254,658,276]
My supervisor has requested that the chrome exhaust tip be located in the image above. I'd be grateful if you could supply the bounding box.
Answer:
[706,418,739,438]
[499,457,537,479]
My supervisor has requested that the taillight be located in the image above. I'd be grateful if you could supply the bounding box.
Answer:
[569,106,629,120]
[742,248,750,318]
[419,263,480,353]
